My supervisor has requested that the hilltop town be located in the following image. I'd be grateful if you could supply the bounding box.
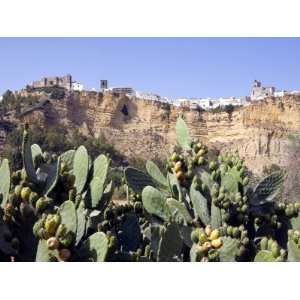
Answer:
[3,74,300,112]
[2,74,298,111]
[1,74,300,201]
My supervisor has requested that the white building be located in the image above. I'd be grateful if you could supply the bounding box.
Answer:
[72,82,84,91]
[136,91,161,101]
[274,90,287,97]
[218,97,242,107]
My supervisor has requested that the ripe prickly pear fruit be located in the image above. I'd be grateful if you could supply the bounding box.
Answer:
[191,229,200,244]
[45,215,60,236]
[199,232,207,245]
[211,237,222,249]
[203,241,212,252]
[174,161,182,172]
[47,237,59,250]
[209,229,220,241]
[20,187,31,202]
[58,249,71,262]
[14,185,22,198]
[175,171,184,180]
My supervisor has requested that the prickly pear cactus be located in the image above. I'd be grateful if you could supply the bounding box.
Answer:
[80,232,109,262]
[175,116,191,150]
[22,128,38,184]
[142,186,170,221]
[146,160,168,188]
[73,145,89,194]
[0,159,10,207]
[157,222,183,262]
[125,167,154,193]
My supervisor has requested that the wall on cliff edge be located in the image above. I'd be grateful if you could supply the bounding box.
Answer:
[18,92,300,201]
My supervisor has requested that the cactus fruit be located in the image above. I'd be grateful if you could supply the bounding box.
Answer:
[58,249,71,262]
[20,187,31,202]
[211,238,222,249]
[2,116,300,262]
[47,237,59,250]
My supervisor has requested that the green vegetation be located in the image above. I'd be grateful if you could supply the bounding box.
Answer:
[210,104,240,119]
[2,125,124,171]
[25,86,66,100]
[1,118,300,262]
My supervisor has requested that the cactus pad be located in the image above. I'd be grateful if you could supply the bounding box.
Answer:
[175,117,191,150]
[73,146,89,194]
[0,159,10,207]
[93,154,109,186]
[219,237,239,262]
[254,250,276,262]
[288,240,300,262]
[142,186,170,221]
[124,167,154,193]
[158,223,183,262]
[189,183,210,225]
[251,171,285,205]
[166,198,193,223]
[81,232,109,262]
[119,213,141,252]
[58,200,77,235]
[75,201,86,246]
[60,149,75,172]
[146,160,168,188]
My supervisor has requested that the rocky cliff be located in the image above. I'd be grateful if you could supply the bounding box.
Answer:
[8,91,300,200]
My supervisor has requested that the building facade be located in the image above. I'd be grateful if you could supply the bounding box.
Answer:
[30,74,72,90]
[251,80,275,100]
[72,82,84,91]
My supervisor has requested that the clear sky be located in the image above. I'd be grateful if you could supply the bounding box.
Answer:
[0,38,300,99]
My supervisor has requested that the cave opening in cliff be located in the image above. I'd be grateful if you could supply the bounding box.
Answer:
[121,104,129,116]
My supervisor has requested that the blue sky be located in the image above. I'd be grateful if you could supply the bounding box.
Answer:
[0,38,300,99]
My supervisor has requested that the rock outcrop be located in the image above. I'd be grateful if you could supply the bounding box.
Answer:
[6,91,300,200]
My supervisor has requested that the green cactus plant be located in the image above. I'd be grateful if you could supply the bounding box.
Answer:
[73,145,90,194]
[0,159,10,207]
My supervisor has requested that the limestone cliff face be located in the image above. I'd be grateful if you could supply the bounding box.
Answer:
[18,92,300,200]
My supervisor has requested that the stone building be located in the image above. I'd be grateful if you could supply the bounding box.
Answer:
[30,74,72,90]
[251,80,275,100]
